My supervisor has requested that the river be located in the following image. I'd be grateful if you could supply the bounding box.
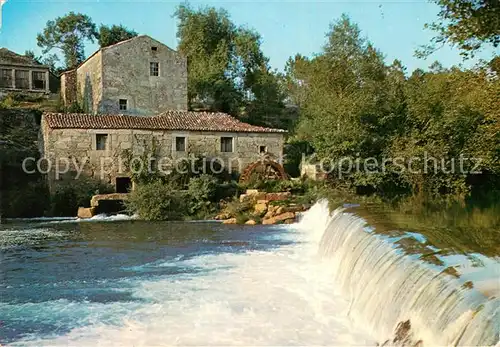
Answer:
[0,201,498,346]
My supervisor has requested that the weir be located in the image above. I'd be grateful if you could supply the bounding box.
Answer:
[298,200,499,346]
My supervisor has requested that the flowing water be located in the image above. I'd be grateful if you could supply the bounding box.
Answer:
[0,202,498,346]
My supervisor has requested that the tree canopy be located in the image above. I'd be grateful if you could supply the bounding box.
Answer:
[98,24,138,48]
[421,0,500,56]
[287,14,500,198]
[175,4,288,128]
[36,12,98,69]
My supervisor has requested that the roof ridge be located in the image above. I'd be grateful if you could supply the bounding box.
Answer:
[42,111,287,133]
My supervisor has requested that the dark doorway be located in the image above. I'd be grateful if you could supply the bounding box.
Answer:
[116,177,132,193]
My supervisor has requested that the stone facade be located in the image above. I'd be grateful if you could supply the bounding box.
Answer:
[60,35,188,115]
[0,48,50,96]
[41,119,284,191]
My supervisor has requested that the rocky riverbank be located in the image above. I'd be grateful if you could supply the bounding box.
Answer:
[215,189,310,225]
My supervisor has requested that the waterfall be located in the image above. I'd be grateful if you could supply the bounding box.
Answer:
[298,200,500,346]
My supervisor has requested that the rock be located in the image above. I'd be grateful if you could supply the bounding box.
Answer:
[246,189,260,195]
[393,320,412,344]
[214,213,230,220]
[239,194,249,202]
[77,207,95,219]
[265,192,291,201]
[254,203,268,216]
[264,205,278,219]
[262,211,296,225]
[285,204,307,213]
[223,218,237,224]
[245,219,257,225]
[275,206,285,215]
[256,199,269,205]
[284,219,295,224]
[90,193,129,208]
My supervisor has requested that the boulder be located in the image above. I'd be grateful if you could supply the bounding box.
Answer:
[245,219,257,225]
[264,205,278,219]
[284,219,295,224]
[275,206,285,215]
[239,194,249,202]
[77,207,96,219]
[254,203,268,216]
[214,212,230,220]
[262,212,296,225]
[223,218,237,224]
[265,192,291,201]
[246,189,260,195]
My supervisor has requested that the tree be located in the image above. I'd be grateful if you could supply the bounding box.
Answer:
[98,24,138,48]
[24,50,60,74]
[420,0,500,56]
[174,4,286,127]
[37,12,98,69]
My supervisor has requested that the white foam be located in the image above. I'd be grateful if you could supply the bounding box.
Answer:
[14,223,376,346]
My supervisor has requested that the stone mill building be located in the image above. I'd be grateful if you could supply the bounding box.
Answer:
[60,35,188,115]
[41,111,286,192]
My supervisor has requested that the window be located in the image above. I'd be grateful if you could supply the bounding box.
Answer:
[119,99,127,111]
[15,70,29,89]
[116,177,132,193]
[150,62,159,76]
[151,46,158,52]
[221,137,233,153]
[0,69,12,88]
[259,145,267,154]
[175,137,186,152]
[96,134,108,151]
[32,71,46,90]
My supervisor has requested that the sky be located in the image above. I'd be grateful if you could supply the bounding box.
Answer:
[0,0,498,73]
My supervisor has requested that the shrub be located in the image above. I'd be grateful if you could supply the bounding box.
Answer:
[187,174,218,215]
[2,180,51,218]
[50,178,114,217]
[126,181,188,221]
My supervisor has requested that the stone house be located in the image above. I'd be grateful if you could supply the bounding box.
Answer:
[0,48,52,96]
[60,35,188,116]
[41,111,286,192]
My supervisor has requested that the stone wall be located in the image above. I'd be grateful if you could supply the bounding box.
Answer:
[60,70,77,105]
[76,51,103,114]
[41,123,284,191]
[101,36,188,115]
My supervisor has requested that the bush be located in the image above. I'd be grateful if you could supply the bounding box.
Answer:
[50,178,114,217]
[187,174,218,216]
[2,180,51,218]
[126,181,188,221]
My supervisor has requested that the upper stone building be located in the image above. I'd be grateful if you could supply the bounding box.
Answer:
[60,35,188,115]
[0,48,51,96]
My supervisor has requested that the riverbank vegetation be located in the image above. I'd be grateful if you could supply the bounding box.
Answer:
[1,0,498,219]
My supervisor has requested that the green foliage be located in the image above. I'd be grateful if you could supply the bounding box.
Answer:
[240,177,307,194]
[2,180,50,218]
[420,0,500,56]
[284,138,314,177]
[36,12,98,69]
[50,178,114,217]
[24,50,61,75]
[175,4,288,129]
[126,181,188,221]
[187,174,219,215]
[288,14,500,200]
[98,24,138,48]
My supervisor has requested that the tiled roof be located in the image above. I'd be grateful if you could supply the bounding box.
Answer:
[43,111,287,133]
[0,48,46,67]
